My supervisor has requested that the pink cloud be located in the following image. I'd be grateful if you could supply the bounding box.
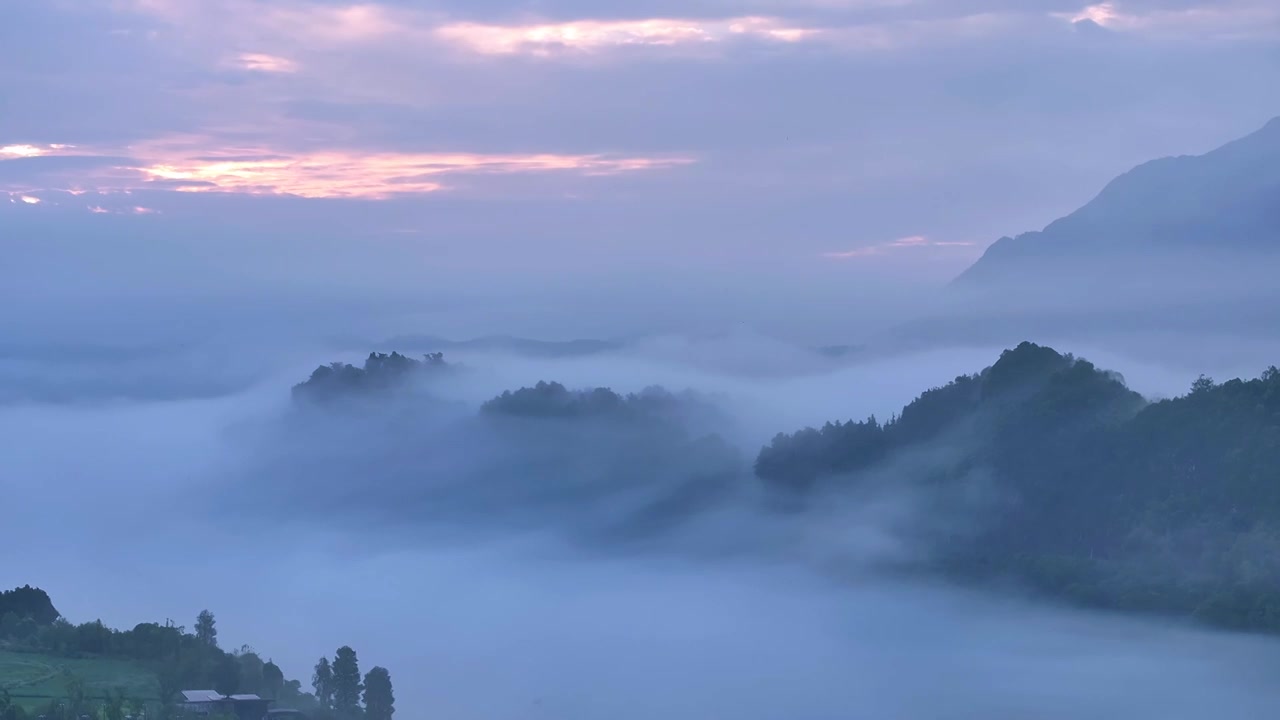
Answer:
[133,146,695,198]
[2,145,46,159]
[1052,2,1280,37]
[4,136,696,200]
[888,234,929,247]
[233,53,299,73]
[1064,3,1123,27]
[129,0,409,45]
[435,16,820,55]
[823,235,977,260]
[2,144,78,159]
[822,246,884,259]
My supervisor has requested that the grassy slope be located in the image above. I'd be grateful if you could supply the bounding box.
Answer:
[0,649,158,710]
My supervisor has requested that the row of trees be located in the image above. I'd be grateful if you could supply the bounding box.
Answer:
[480,381,703,421]
[311,647,394,720]
[293,351,448,403]
[0,595,391,719]
[0,609,290,705]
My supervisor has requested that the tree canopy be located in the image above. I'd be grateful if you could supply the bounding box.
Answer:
[195,609,217,648]
[362,666,395,720]
[0,585,59,625]
[331,646,362,716]
[293,351,448,403]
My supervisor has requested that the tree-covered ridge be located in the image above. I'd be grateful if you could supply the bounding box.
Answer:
[0,589,393,720]
[473,380,742,539]
[756,342,1280,633]
[755,342,1143,488]
[292,351,448,403]
[276,343,1280,632]
[481,381,711,422]
[264,361,743,544]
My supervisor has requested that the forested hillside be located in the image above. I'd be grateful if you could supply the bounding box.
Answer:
[268,365,744,543]
[280,343,1280,634]
[292,351,449,403]
[0,593,394,720]
[757,342,1280,631]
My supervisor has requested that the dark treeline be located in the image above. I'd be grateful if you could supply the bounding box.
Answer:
[292,351,448,403]
[481,381,717,424]
[758,342,1280,632]
[294,355,719,427]
[0,588,59,629]
[756,342,1144,486]
[0,593,393,720]
[272,356,742,543]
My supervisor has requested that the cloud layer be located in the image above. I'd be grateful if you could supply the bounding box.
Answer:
[1,139,694,199]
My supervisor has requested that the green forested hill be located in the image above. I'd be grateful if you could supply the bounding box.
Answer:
[757,342,1280,631]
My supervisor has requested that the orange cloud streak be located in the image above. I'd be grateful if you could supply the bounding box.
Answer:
[133,148,695,198]
[3,131,695,199]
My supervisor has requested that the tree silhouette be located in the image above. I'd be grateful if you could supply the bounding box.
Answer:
[331,646,363,716]
[263,660,285,699]
[362,666,395,720]
[195,610,217,648]
[312,657,334,709]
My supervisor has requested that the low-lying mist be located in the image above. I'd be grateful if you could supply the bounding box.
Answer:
[6,331,1280,718]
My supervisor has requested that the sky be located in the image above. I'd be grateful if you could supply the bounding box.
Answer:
[2,0,1279,341]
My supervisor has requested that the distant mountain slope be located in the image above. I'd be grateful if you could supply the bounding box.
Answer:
[955,117,1280,287]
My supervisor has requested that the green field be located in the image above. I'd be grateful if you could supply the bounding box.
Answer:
[0,649,158,710]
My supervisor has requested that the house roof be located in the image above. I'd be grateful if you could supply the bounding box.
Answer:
[180,691,265,703]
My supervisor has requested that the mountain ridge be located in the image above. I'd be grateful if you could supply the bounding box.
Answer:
[955,116,1280,287]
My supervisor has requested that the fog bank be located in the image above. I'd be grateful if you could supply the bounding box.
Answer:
[6,335,1280,717]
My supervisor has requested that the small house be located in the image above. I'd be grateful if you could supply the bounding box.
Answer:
[179,690,272,720]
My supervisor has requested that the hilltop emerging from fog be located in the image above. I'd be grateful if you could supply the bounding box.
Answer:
[272,341,1280,636]
[761,342,1280,632]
